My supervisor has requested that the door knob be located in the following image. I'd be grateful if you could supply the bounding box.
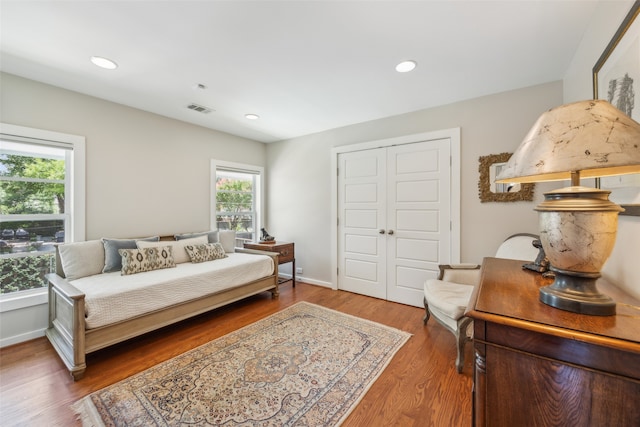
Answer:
[379,229,386,234]
[388,230,394,235]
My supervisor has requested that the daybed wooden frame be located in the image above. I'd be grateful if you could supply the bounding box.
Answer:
[45,247,279,380]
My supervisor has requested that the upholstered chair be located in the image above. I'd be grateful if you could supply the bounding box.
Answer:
[423,234,540,373]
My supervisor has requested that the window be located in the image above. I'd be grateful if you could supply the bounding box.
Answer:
[0,124,85,298]
[212,160,263,244]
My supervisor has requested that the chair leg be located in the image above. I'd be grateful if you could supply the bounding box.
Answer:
[423,297,431,324]
[455,317,473,373]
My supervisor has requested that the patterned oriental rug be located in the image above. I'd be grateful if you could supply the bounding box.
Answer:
[73,302,411,426]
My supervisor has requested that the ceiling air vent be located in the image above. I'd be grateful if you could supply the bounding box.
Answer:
[186,103,213,114]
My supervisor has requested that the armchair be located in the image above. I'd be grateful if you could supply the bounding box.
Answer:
[423,233,540,372]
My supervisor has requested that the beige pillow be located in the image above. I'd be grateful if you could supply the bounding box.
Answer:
[58,240,105,280]
[137,235,207,264]
[218,230,236,253]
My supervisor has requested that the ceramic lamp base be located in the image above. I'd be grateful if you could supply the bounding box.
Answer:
[539,269,616,315]
[535,186,622,316]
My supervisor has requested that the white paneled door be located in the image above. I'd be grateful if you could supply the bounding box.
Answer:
[337,139,452,307]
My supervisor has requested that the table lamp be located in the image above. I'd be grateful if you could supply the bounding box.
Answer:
[496,100,640,315]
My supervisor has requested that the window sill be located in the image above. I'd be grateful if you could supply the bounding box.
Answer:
[0,288,48,313]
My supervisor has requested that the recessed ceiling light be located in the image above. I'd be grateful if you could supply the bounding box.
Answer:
[245,114,260,120]
[91,56,118,70]
[395,60,417,73]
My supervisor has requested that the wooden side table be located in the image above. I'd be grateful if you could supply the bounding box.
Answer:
[243,241,295,287]
[466,257,640,426]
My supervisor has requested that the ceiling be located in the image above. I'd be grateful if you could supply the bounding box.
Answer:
[1,1,601,143]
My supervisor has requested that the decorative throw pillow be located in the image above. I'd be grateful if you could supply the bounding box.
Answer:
[58,240,105,280]
[185,243,227,263]
[137,235,207,264]
[102,236,160,273]
[174,230,219,244]
[119,246,176,275]
[218,230,236,253]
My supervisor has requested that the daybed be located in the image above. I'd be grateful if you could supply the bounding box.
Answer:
[45,231,279,380]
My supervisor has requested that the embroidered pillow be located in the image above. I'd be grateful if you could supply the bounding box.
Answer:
[185,243,227,263]
[119,246,176,275]
[102,236,160,273]
[137,235,207,264]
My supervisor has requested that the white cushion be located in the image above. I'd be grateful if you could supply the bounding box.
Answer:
[218,230,236,253]
[58,240,105,280]
[424,279,474,320]
[137,235,207,264]
[441,268,480,286]
[495,235,539,261]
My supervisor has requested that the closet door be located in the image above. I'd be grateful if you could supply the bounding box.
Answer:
[337,138,452,307]
[337,149,387,299]
[386,139,451,306]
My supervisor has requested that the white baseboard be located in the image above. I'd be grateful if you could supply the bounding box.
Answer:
[278,274,332,289]
[0,328,46,348]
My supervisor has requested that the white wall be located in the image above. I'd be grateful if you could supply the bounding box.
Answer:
[0,72,267,346]
[267,81,563,286]
[1,72,267,239]
[563,0,640,300]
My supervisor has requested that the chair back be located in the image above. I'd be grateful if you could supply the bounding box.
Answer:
[495,233,539,262]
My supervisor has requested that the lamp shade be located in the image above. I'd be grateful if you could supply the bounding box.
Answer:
[496,100,640,184]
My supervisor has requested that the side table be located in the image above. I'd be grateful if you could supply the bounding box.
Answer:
[243,241,295,287]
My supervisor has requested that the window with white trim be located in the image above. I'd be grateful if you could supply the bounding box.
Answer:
[211,160,263,244]
[0,124,85,296]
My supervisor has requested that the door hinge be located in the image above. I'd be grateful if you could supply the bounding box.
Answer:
[337,217,339,226]
[337,267,339,276]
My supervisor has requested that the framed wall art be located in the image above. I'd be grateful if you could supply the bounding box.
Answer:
[478,152,534,203]
[593,0,640,216]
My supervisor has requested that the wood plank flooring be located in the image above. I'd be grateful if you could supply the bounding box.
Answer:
[0,283,473,426]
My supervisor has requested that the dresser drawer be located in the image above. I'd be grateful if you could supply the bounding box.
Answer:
[274,243,294,263]
[244,242,294,265]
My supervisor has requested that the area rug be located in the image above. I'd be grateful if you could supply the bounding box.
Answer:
[73,301,411,426]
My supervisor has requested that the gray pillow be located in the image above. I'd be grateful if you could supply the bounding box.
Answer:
[174,231,219,244]
[102,236,159,273]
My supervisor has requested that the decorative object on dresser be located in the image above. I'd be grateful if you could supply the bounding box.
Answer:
[72,302,411,427]
[260,227,275,243]
[496,100,640,316]
[244,240,296,287]
[423,234,539,373]
[467,257,640,426]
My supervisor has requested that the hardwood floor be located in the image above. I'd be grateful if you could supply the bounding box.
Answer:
[0,283,473,426]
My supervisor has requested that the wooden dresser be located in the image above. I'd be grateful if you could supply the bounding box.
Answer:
[466,257,640,427]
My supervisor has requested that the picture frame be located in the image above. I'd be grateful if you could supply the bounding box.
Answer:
[593,0,640,216]
[478,153,534,203]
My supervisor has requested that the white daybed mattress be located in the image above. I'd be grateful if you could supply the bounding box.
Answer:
[70,252,274,329]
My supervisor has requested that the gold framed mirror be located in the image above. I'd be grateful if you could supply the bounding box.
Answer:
[478,152,534,202]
